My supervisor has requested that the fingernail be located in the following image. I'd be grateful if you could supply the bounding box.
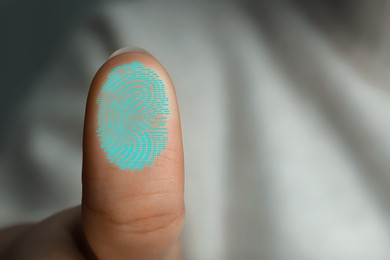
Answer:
[108,47,151,59]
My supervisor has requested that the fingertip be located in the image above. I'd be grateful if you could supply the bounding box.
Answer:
[84,48,182,172]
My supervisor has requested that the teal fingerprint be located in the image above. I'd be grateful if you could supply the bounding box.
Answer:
[96,62,169,170]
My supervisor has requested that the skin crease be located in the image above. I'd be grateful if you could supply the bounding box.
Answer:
[0,50,185,260]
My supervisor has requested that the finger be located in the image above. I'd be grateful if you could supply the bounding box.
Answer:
[81,49,185,260]
[1,207,85,260]
[0,224,33,255]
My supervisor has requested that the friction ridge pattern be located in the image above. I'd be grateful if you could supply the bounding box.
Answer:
[96,62,169,170]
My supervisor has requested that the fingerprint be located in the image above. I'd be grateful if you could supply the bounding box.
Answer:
[96,62,169,170]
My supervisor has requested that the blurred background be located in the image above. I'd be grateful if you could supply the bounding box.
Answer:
[2,0,390,259]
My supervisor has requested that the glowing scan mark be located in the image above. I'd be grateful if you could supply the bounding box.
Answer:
[96,62,169,170]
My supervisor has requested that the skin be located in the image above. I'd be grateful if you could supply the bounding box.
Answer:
[0,50,185,260]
